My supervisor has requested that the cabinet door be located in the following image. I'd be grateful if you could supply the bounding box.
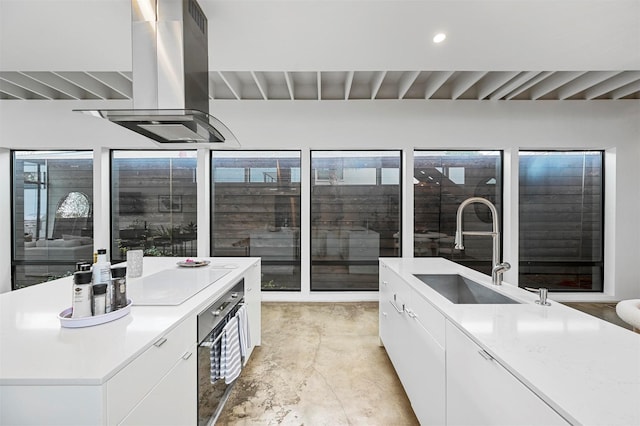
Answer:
[120,347,197,426]
[379,262,446,425]
[379,264,408,363]
[107,317,196,424]
[244,260,262,352]
[446,321,568,426]
[379,263,398,349]
[401,293,445,425]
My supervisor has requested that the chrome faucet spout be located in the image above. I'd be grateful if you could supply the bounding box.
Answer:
[492,262,511,286]
[455,197,505,284]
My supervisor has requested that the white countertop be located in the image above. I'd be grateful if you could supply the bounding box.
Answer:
[381,258,640,426]
[0,257,258,386]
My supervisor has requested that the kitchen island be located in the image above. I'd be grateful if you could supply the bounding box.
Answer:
[0,257,261,425]
[380,258,640,426]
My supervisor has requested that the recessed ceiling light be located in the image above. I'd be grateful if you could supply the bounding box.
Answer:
[433,33,446,43]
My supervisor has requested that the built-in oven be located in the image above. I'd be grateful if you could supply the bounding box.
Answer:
[197,279,245,426]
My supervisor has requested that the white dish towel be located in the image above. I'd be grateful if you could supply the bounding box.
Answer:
[236,305,251,361]
[222,315,242,384]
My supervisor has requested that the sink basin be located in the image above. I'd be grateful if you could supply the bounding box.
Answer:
[413,274,521,304]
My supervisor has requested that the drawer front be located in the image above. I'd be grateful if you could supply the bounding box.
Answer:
[107,316,196,424]
[119,344,197,426]
[404,283,445,348]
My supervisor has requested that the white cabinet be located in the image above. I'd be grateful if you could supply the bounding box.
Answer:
[107,316,196,425]
[446,321,568,426]
[379,263,446,425]
[244,260,262,353]
[119,346,196,426]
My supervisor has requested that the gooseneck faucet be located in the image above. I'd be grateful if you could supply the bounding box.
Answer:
[454,197,509,285]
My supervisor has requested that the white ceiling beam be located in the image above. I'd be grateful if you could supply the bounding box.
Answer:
[451,71,487,100]
[489,71,540,100]
[398,71,420,99]
[218,72,241,100]
[86,72,132,98]
[344,71,354,100]
[424,71,454,99]
[284,72,294,100]
[585,71,640,99]
[505,71,553,100]
[557,71,621,100]
[477,71,519,100]
[53,71,110,99]
[0,72,61,100]
[529,71,587,100]
[610,80,640,100]
[250,71,268,100]
[370,71,387,100]
[0,90,20,100]
[20,71,89,99]
[0,79,46,100]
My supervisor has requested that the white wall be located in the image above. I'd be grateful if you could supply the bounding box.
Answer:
[0,99,638,300]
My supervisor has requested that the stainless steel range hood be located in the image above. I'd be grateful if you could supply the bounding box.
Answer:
[77,0,238,146]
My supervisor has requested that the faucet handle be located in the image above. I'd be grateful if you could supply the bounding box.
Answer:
[524,287,551,306]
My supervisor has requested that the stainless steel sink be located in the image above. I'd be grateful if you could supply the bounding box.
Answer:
[413,274,521,304]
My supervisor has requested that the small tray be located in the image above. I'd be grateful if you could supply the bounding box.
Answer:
[58,299,132,328]
[177,259,210,267]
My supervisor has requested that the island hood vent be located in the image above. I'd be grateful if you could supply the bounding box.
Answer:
[78,0,238,146]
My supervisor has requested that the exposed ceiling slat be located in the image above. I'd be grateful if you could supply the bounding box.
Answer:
[451,71,488,100]
[250,71,268,100]
[425,71,454,99]
[370,71,387,100]
[218,72,241,100]
[0,72,61,100]
[0,90,21,100]
[477,71,520,100]
[557,71,621,100]
[86,72,132,99]
[585,71,640,100]
[529,71,587,100]
[398,71,420,99]
[489,71,541,100]
[284,72,294,100]
[610,80,640,99]
[0,78,47,100]
[505,71,553,100]
[53,71,110,99]
[344,71,354,100]
[2,68,639,102]
[20,71,91,99]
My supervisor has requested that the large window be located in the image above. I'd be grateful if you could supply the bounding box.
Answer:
[519,151,604,291]
[211,151,301,291]
[311,151,401,291]
[414,151,502,275]
[111,151,198,262]
[12,151,94,289]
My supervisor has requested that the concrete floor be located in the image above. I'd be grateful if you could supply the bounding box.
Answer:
[217,302,419,425]
[217,300,634,425]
